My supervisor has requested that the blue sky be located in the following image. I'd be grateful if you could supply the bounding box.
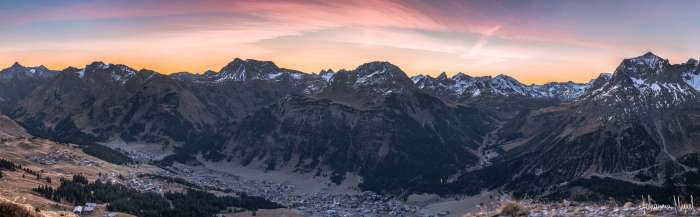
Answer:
[1,0,698,83]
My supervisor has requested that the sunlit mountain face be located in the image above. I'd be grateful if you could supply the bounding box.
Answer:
[1,1,700,217]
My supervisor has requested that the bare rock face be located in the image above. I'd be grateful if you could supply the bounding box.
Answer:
[0,62,58,80]
[226,61,497,193]
[230,93,495,193]
[0,63,59,114]
[2,53,700,199]
[0,114,29,139]
[448,52,700,200]
[318,61,417,106]
[411,72,592,102]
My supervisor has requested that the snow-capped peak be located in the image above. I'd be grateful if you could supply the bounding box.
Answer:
[87,61,110,70]
[0,62,58,79]
[410,75,428,84]
[83,61,137,84]
[10,62,23,69]
[688,58,699,67]
[354,62,405,77]
[216,58,251,81]
[351,62,412,88]
[76,69,86,78]
[410,71,591,100]
[320,69,335,82]
[354,64,391,86]
[582,53,700,111]
[323,61,415,96]
[212,58,306,82]
[436,72,448,80]
[488,74,530,96]
[633,52,665,66]
[682,58,700,92]
[625,52,668,75]
[683,73,700,92]
[451,72,471,81]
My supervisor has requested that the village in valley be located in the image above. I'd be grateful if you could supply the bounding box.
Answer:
[2,124,700,217]
[0,131,420,217]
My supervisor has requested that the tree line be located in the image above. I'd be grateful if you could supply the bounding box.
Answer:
[0,158,20,179]
[34,175,283,217]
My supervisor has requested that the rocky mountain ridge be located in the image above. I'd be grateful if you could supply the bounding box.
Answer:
[2,52,700,201]
[445,52,700,200]
[410,72,592,101]
[0,58,600,101]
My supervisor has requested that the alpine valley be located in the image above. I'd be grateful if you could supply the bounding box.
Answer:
[2,52,700,216]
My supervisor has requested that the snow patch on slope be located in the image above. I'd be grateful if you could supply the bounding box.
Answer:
[684,73,700,91]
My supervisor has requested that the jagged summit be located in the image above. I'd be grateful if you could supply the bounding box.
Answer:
[353,62,413,89]
[1,62,58,80]
[354,61,406,78]
[10,62,24,69]
[211,58,307,82]
[633,52,665,64]
[582,52,700,112]
[1,62,27,77]
[411,71,590,100]
[319,69,335,82]
[203,70,217,75]
[617,52,669,77]
[451,72,471,80]
[587,72,612,90]
[83,61,135,73]
[437,72,448,80]
[86,61,108,69]
[220,58,279,72]
[319,69,335,74]
[3,62,28,73]
[494,74,522,83]
[606,52,696,87]
[79,61,137,84]
[320,61,417,99]
[4,53,694,102]
[61,66,81,72]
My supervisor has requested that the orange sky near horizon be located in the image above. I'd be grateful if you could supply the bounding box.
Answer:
[1,0,698,84]
[3,48,691,85]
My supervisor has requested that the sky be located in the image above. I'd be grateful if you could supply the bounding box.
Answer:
[0,0,698,84]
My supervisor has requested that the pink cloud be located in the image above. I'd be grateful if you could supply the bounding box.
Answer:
[4,0,608,50]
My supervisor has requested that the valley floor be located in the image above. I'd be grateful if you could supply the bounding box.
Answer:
[0,136,293,217]
[102,140,477,216]
[0,136,139,217]
[6,134,700,217]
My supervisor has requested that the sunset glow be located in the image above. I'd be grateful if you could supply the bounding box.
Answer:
[1,0,698,84]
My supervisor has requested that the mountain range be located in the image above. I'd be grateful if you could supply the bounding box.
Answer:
[2,52,699,201]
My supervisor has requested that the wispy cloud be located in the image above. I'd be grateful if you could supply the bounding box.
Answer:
[1,0,698,84]
[462,25,502,59]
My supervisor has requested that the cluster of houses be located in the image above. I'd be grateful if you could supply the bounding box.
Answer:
[96,171,165,193]
[125,174,163,192]
[152,164,418,216]
[163,164,420,216]
[291,191,417,217]
[28,150,99,166]
[72,202,120,217]
[72,202,96,215]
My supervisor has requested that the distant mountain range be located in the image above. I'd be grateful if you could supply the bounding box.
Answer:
[2,52,700,201]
